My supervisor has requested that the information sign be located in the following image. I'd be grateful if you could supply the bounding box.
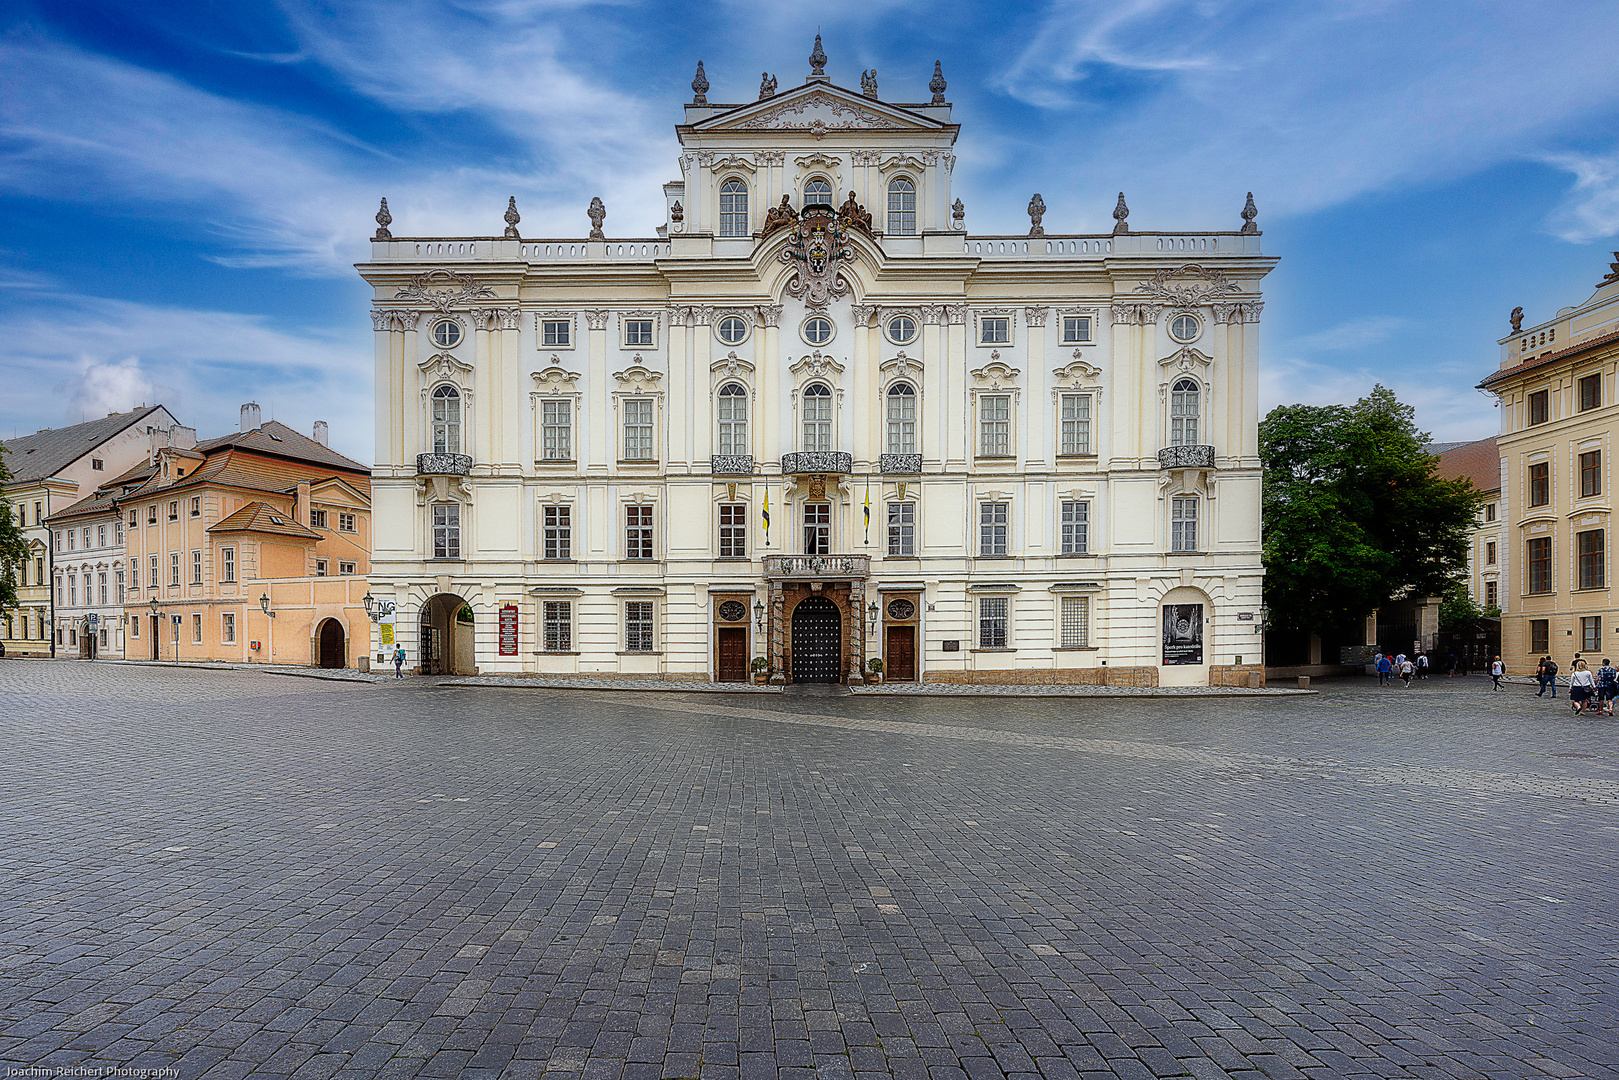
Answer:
[499,604,519,656]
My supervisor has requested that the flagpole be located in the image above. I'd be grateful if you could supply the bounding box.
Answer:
[863,470,871,547]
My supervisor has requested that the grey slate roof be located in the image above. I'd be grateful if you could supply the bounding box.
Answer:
[0,406,168,485]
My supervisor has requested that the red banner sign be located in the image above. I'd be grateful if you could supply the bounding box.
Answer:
[499,604,519,656]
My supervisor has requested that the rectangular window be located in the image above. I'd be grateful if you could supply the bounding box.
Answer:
[316,559,328,577]
[130,616,138,639]
[130,511,138,529]
[97,524,106,547]
[626,505,654,560]
[1578,529,1605,589]
[1580,373,1601,411]
[220,546,235,583]
[803,503,830,556]
[1061,501,1089,554]
[1059,394,1091,456]
[339,513,355,532]
[83,527,91,548]
[979,317,1009,345]
[115,521,123,544]
[309,509,327,529]
[623,399,654,460]
[625,601,655,652]
[169,552,180,586]
[169,501,178,521]
[1581,450,1601,497]
[68,575,76,607]
[544,601,572,652]
[1528,461,1549,507]
[66,530,73,551]
[432,503,461,559]
[98,572,107,605]
[1485,502,1496,522]
[1061,316,1092,344]
[886,502,915,557]
[192,613,203,643]
[624,319,654,347]
[541,319,571,348]
[1171,497,1199,552]
[92,457,103,471]
[544,505,572,560]
[190,497,200,518]
[1060,595,1090,649]
[719,504,747,558]
[1485,540,1496,565]
[150,554,159,588]
[191,549,202,585]
[1485,580,1498,609]
[979,395,1010,457]
[1531,618,1549,653]
[1528,389,1550,425]
[1584,615,1602,652]
[115,570,125,604]
[1527,536,1552,593]
[978,596,1009,648]
[542,400,572,460]
[148,505,157,524]
[339,561,356,575]
[980,502,1008,556]
[222,612,236,644]
[99,629,107,648]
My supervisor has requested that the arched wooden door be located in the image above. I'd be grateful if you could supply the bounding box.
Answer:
[791,597,842,683]
[317,618,346,669]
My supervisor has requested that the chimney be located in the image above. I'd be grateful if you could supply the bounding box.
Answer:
[149,426,171,458]
[295,480,313,527]
[169,425,196,450]
[312,420,329,447]
[240,402,261,431]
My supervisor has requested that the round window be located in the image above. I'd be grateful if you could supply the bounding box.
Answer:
[717,316,749,344]
[432,320,463,349]
[802,316,834,345]
[1169,314,1201,343]
[718,600,747,622]
[886,315,917,344]
[886,598,916,621]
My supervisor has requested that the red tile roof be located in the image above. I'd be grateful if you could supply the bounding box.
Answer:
[208,501,321,539]
[1435,436,1500,493]
[1478,328,1619,389]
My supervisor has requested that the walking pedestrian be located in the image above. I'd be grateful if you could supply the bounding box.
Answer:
[1447,651,1458,677]
[393,644,406,678]
[1543,656,1559,698]
[1400,658,1416,687]
[1416,653,1429,679]
[1489,656,1504,691]
[1598,659,1618,716]
[1376,652,1393,686]
[1570,660,1596,714]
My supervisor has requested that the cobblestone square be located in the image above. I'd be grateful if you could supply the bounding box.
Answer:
[1,663,1616,1079]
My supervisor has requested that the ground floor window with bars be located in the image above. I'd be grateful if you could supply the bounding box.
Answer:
[543,601,572,651]
[625,602,655,652]
[1060,595,1090,648]
[1061,501,1089,554]
[978,596,1009,649]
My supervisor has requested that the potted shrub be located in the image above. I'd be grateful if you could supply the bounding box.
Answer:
[867,657,885,684]
[750,656,769,684]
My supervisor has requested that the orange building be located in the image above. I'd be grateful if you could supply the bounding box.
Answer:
[119,406,373,668]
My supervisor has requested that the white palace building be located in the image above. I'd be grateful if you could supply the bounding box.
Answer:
[358,42,1275,686]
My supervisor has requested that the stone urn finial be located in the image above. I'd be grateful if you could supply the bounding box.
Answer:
[929,61,947,104]
[374,197,392,239]
[1112,191,1129,234]
[588,197,606,241]
[1239,191,1259,234]
[503,196,521,239]
[691,60,709,105]
[809,34,827,77]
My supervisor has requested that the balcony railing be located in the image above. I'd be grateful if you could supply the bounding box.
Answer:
[417,453,473,476]
[1158,444,1215,469]
[879,453,922,475]
[711,455,755,476]
[781,451,853,475]
[763,554,870,581]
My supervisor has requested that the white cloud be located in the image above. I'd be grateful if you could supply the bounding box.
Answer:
[1260,352,1498,444]
[1284,315,1410,355]
[1542,148,1619,244]
[61,357,157,426]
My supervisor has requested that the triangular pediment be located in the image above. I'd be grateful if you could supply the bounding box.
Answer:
[693,83,948,135]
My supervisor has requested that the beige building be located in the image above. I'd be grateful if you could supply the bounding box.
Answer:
[1434,437,1503,614]
[117,406,374,668]
[359,45,1274,685]
[1,406,180,658]
[1479,253,1619,664]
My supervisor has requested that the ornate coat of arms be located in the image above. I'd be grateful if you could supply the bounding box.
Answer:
[779,207,853,308]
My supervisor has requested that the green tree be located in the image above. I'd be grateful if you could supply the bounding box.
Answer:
[0,448,28,617]
[1260,385,1482,637]
[1438,583,1496,631]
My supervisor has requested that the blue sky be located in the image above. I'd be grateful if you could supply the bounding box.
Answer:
[3,0,1619,464]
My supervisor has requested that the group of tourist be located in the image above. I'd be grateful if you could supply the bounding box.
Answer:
[1539,655,1618,715]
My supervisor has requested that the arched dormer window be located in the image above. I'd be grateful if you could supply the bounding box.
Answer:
[431,384,462,455]
[886,383,917,454]
[1170,378,1200,446]
[804,178,832,207]
[887,177,916,235]
[802,383,833,451]
[717,382,748,455]
[719,179,749,237]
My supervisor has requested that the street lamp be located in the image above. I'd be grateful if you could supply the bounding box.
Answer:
[867,600,879,633]
[753,598,765,632]
[260,592,275,665]
[148,597,160,662]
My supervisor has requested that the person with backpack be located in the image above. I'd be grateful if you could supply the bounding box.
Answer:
[1376,653,1392,686]
[1489,656,1504,691]
[1544,656,1559,697]
[393,644,406,679]
[1416,653,1429,679]
[1597,659,1618,716]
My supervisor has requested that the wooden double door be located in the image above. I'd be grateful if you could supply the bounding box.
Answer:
[885,625,916,682]
[716,627,748,682]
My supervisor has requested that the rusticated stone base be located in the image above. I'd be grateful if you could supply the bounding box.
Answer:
[924,666,1160,687]
[1209,664,1265,688]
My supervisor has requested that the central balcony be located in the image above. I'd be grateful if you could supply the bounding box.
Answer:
[710,455,755,476]
[781,451,853,475]
[417,452,473,476]
[763,554,870,581]
[1157,444,1215,469]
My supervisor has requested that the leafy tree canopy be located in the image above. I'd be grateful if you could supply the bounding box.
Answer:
[0,448,27,616]
[1260,385,1482,636]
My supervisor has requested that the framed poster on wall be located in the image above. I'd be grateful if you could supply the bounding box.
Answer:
[1162,604,1203,665]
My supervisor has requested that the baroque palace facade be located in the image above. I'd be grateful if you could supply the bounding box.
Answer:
[358,43,1275,685]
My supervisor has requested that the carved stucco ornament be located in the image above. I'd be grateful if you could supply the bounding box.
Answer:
[952,198,965,231]
[779,208,853,309]
[1134,264,1242,307]
[394,269,495,313]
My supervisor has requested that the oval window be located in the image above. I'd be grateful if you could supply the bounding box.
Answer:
[432,320,463,348]
[886,315,917,345]
[717,316,749,344]
[803,316,834,345]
